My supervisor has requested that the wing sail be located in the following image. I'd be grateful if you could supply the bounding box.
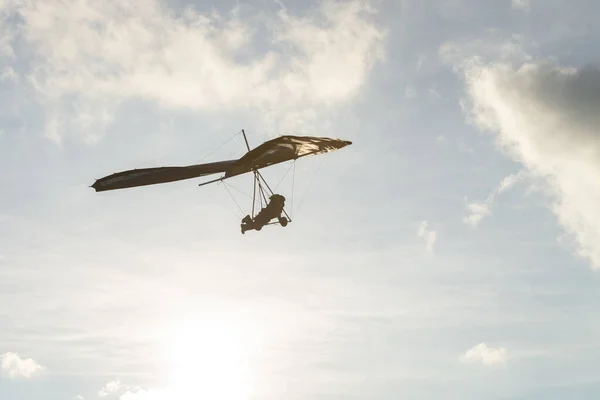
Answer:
[91,135,351,192]
[225,135,352,178]
[91,159,237,192]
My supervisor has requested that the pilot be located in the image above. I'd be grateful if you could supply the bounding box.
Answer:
[241,194,286,234]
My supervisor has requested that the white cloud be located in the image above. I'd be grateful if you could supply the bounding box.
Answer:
[460,343,507,366]
[417,221,437,252]
[498,171,526,193]
[1,0,385,142]
[463,200,492,227]
[462,58,600,269]
[463,170,527,227]
[511,0,531,11]
[99,380,122,397]
[1,352,45,379]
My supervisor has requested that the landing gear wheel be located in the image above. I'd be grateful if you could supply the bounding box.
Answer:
[279,217,288,227]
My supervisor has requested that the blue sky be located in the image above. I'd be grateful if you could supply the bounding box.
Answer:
[2,0,600,399]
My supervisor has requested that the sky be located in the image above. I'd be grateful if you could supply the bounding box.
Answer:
[2,0,600,399]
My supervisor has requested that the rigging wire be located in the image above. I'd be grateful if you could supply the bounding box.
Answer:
[221,181,246,218]
[195,130,243,163]
[208,181,243,221]
[273,161,296,191]
[222,180,253,200]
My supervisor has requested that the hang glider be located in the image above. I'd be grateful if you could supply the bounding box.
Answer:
[91,130,352,233]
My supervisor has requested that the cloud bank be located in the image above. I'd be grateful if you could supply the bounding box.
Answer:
[0,0,385,142]
[462,57,600,269]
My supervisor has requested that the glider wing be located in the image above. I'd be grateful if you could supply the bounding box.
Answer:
[91,135,351,192]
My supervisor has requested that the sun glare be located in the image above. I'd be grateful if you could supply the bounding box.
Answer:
[164,310,263,400]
